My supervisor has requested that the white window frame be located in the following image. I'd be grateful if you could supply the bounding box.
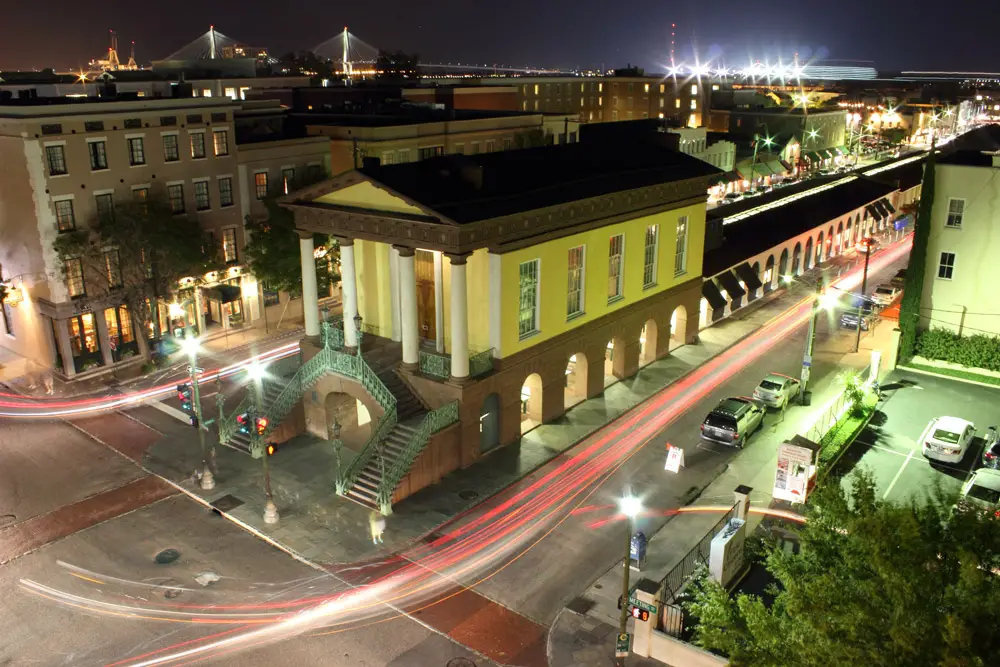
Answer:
[189,129,207,160]
[165,180,185,214]
[85,136,109,171]
[192,177,211,212]
[212,126,230,157]
[221,226,239,263]
[608,233,625,302]
[674,216,689,276]
[937,251,956,280]
[125,133,146,167]
[216,174,234,208]
[945,197,965,228]
[643,224,659,289]
[567,245,586,320]
[254,170,269,200]
[52,194,76,232]
[43,140,69,177]
[518,259,541,340]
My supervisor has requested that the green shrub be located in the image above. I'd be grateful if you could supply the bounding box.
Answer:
[916,328,1000,372]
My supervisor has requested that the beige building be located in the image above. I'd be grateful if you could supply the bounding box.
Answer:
[304,110,580,175]
[920,136,1000,337]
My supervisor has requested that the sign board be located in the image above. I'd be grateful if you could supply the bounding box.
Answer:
[615,633,631,658]
[869,350,882,384]
[709,517,747,587]
[630,532,647,562]
[628,596,657,614]
[664,445,685,473]
[773,439,818,504]
[188,365,205,374]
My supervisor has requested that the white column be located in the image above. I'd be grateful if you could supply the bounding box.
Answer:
[433,251,445,353]
[389,246,401,342]
[339,238,358,348]
[449,254,469,379]
[396,246,419,367]
[488,252,502,358]
[299,233,320,337]
[54,318,76,377]
[194,285,206,334]
[95,309,114,366]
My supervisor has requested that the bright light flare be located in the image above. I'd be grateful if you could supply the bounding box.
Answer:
[179,337,201,357]
[619,495,643,518]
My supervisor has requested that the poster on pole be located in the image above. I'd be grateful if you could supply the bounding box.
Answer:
[773,436,820,503]
[664,445,685,473]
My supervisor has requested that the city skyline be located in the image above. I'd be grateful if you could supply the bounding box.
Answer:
[1,0,996,74]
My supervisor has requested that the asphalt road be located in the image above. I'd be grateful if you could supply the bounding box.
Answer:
[832,369,1000,504]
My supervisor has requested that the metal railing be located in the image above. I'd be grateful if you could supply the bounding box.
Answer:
[375,400,460,514]
[657,503,740,605]
[469,348,495,377]
[660,601,685,638]
[419,348,495,381]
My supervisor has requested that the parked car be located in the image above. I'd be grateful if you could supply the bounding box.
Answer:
[980,426,1000,469]
[919,416,976,464]
[871,284,901,306]
[855,237,880,254]
[721,192,744,204]
[890,268,908,289]
[753,373,801,409]
[700,397,765,448]
[958,468,1000,513]
[840,301,878,331]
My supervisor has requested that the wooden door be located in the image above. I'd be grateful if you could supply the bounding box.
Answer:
[414,250,436,341]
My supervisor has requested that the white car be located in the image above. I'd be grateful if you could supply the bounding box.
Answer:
[959,468,1000,513]
[919,416,976,464]
[871,284,900,306]
[753,373,800,409]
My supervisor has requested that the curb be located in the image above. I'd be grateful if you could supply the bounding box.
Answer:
[898,364,1000,391]
[817,407,877,483]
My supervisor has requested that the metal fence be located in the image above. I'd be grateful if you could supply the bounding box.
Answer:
[656,502,740,607]
[660,601,685,638]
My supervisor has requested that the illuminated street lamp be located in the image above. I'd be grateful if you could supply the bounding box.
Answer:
[748,133,773,190]
[246,362,279,524]
[180,337,214,490]
[616,492,643,666]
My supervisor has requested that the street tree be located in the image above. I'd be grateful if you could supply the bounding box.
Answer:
[899,141,936,360]
[688,470,1000,667]
[53,198,219,359]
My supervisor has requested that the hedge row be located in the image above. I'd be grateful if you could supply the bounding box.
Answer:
[916,328,1000,372]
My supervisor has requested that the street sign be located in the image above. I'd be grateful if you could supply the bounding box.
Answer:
[629,596,657,614]
[615,633,630,658]
[801,360,811,367]
[665,445,685,473]
[188,365,205,374]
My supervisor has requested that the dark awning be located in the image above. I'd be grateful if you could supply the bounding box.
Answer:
[880,198,896,214]
[203,284,242,303]
[715,271,747,301]
[805,151,823,162]
[764,160,787,175]
[865,204,884,221]
[873,200,890,218]
[822,150,834,159]
[779,159,793,171]
[734,262,764,291]
[701,280,728,310]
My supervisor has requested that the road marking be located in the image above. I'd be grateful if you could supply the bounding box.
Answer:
[883,448,915,500]
[148,399,191,424]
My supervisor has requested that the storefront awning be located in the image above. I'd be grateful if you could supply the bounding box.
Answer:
[710,170,742,185]
[702,280,728,310]
[804,151,823,162]
[715,271,747,301]
[834,146,847,155]
[822,149,834,159]
[873,200,890,218]
[734,262,764,292]
[203,284,242,303]
[752,162,774,176]
[880,198,896,214]
[764,160,787,175]
[779,159,793,171]
[865,204,884,221]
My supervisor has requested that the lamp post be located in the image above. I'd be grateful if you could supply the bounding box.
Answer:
[747,133,773,191]
[795,278,838,404]
[331,420,343,481]
[180,337,214,490]
[617,493,643,667]
[247,363,279,524]
[354,313,363,357]
[854,241,873,353]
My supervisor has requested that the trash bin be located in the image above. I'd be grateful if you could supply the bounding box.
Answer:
[801,390,812,406]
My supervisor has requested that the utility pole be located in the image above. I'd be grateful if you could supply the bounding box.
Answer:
[854,242,873,353]
[616,493,641,667]
[800,293,820,406]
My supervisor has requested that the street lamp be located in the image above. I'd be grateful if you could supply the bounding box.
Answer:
[799,281,837,405]
[331,420,343,481]
[353,313,364,357]
[748,133,773,191]
[853,240,873,353]
[246,362,279,525]
[617,492,643,666]
[180,337,214,490]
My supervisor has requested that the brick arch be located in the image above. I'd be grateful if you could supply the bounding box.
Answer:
[305,372,385,442]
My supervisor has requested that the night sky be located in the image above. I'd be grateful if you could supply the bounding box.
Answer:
[3,0,996,73]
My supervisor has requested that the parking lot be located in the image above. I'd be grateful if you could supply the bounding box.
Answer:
[832,370,1000,503]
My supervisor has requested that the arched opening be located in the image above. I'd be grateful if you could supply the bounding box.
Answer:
[836,221,844,255]
[480,392,501,453]
[604,338,622,386]
[804,237,814,271]
[520,373,544,434]
[699,297,709,329]
[640,320,658,366]
[750,262,761,300]
[816,231,825,264]
[564,353,589,410]
[763,255,775,293]
[670,305,687,350]
[778,249,789,280]
[324,391,372,451]
[846,219,853,249]
[791,243,802,276]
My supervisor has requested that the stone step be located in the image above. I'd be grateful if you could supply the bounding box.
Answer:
[344,488,379,510]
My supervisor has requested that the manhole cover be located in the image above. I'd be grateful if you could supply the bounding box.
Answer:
[211,494,245,513]
[155,549,181,565]
[447,659,476,667]
[0,514,15,527]
[164,588,182,599]
[457,489,479,501]
[594,583,603,590]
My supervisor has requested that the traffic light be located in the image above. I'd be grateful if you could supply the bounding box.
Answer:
[630,606,649,622]
[266,442,276,456]
[255,416,269,436]
[177,383,193,413]
[237,411,252,434]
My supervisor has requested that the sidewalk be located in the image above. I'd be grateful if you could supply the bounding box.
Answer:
[141,257,858,569]
[546,315,900,667]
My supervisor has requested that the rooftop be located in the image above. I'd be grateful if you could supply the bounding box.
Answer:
[353,139,721,224]
[296,106,546,128]
[937,124,1000,167]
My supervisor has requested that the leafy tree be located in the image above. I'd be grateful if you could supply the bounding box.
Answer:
[688,470,1000,667]
[243,199,337,297]
[899,143,936,360]
[514,128,547,149]
[53,199,219,359]
[881,127,907,146]
[375,50,420,81]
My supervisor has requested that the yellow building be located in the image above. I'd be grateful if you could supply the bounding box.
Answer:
[280,139,719,511]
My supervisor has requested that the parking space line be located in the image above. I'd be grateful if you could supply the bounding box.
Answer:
[883,448,914,500]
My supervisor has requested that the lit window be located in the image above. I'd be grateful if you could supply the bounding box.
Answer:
[95,193,114,224]
[608,234,624,301]
[162,134,179,162]
[945,198,964,228]
[218,177,234,207]
[675,99,681,109]
[223,228,238,263]
[282,167,295,194]
[660,84,665,93]
[105,250,122,287]
[65,258,85,297]
[937,252,956,280]
[54,199,76,232]
[45,145,67,175]
[127,137,145,166]
[690,84,698,95]
[89,141,108,170]
[255,172,268,199]
[598,82,603,92]
[213,129,229,156]
[518,259,540,339]
[190,132,206,159]
[674,216,688,275]
[690,99,697,109]
[567,245,585,319]
[644,83,650,93]
[194,180,210,211]
[643,225,659,288]
[533,84,539,95]
[168,184,185,213]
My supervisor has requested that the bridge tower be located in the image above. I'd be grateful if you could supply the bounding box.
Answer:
[342,26,353,78]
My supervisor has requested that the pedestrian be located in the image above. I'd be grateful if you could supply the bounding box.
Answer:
[369,510,386,545]
[42,370,54,396]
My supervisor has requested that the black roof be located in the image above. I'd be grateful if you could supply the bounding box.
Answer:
[297,107,540,128]
[938,150,999,167]
[358,140,722,224]
[945,124,1000,153]
[704,177,896,275]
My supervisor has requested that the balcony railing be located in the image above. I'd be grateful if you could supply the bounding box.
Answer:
[418,348,495,381]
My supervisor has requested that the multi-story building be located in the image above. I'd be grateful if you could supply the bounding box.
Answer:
[919,126,1000,336]
[0,95,330,380]
[252,138,719,511]
[303,108,580,175]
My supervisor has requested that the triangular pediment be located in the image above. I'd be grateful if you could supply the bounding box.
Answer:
[281,171,450,223]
